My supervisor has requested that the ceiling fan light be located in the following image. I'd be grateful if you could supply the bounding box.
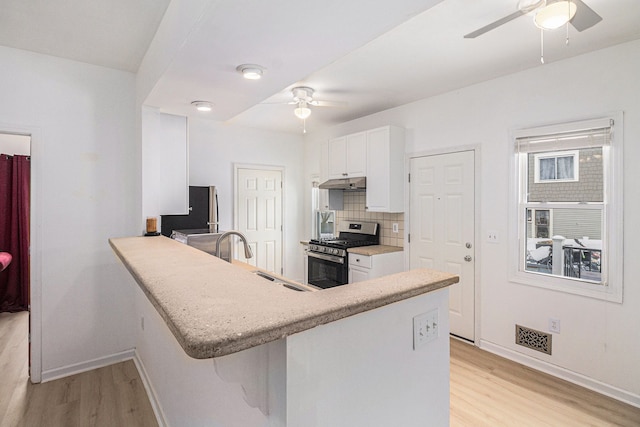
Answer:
[294,107,311,120]
[236,64,264,80]
[191,101,213,112]
[534,1,577,30]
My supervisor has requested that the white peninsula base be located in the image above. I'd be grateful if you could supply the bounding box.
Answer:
[132,281,450,427]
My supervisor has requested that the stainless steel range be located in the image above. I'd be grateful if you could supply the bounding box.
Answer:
[307,220,379,289]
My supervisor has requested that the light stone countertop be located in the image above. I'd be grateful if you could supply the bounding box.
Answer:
[109,236,458,359]
[348,245,403,256]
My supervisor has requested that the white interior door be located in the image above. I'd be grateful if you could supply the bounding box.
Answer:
[236,168,283,274]
[409,151,475,341]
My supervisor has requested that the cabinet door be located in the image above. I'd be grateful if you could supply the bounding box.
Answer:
[366,126,405,212]
[349,267,370,284]
[327,136,347,179]
[365,127,390,211]
[142,108,188,216]
[345,132,367,177]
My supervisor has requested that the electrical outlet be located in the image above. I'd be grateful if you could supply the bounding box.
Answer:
[487,230,499,243]
[392,223,399,233]
[549,318,561,333]
[413,309,439,349]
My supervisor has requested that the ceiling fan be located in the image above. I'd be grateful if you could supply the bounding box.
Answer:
[464,0,602,39]
[268,86,346,133]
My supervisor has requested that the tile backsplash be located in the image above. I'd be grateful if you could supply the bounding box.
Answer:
[335,191,404,247]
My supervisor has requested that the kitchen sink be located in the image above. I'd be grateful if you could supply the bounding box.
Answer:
[251,270,313,292]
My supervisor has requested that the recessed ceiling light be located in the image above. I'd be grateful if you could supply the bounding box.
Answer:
[236,64,265,80]
[191,101,213,112]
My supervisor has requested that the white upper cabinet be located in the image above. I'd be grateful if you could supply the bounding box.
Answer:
[142,108,189,217]
[324,125,405,213]
[366,126,405,213]
[328,132,366,179]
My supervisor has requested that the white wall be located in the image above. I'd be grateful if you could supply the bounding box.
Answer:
[306,40,640,403]
[0,46,139,378]
[188,118,306,281]
[0,133,30,155]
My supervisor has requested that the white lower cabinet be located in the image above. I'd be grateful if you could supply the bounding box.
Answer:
[348,251,404,284]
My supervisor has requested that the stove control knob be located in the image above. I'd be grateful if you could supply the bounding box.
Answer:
[332,249,339,255]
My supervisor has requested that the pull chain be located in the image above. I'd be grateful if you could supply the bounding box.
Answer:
[566,0,571,46]
[540,29,544,64]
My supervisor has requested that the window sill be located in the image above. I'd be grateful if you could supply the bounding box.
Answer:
[509,270,622,303]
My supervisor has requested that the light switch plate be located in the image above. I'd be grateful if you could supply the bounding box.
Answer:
[413,309,439,349]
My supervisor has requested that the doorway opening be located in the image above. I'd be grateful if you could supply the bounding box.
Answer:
[0,132,32,380]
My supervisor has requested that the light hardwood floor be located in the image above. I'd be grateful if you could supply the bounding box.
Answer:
[1,312,639,426]
[450,338,640,426]
[0,311,158,427]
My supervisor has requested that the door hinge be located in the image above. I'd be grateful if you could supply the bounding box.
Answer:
[281,267,283,274]
[408,173,411,183]
[408,233,411,243]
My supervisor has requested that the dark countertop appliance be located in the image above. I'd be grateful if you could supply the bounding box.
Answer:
[307,220,379,289]
[161,186,219,237]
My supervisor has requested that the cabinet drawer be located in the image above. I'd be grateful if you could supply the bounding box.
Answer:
[349,254,372,269]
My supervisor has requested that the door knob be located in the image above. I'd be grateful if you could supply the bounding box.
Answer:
[466,242,472,249]
[464,255,472,262]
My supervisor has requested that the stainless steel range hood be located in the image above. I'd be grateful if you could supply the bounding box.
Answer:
[319,177,366,190]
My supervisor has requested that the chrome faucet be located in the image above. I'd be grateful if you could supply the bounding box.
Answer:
[216,231,253,260]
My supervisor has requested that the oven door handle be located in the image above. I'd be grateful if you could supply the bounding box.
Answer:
[307,251,345,264]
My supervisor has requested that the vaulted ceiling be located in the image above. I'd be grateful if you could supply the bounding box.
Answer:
[1,0,639,134]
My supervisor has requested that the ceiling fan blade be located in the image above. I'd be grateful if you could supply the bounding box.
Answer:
[310,100,347,107]
[260,101,296,105]
[570,0,602,32]
[464,10,525,38]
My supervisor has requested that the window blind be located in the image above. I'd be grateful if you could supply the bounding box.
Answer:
[515,118,613,153]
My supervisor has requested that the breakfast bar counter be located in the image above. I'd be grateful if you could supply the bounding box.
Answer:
[109,235,458,359]
[109,234,458,426]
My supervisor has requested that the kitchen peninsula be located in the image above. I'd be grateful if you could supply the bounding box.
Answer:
[110,235,458,426]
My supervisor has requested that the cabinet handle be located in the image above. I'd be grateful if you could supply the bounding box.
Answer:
[356,258,360,262]
[342,173,348,177]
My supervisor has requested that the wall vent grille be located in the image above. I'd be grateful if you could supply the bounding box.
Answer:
[515,325,552,355]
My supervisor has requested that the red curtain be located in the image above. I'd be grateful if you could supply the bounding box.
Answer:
[0,154,30,312]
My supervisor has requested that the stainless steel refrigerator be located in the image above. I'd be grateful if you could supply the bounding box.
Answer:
[160,186,219,237]
[161,186,232,261]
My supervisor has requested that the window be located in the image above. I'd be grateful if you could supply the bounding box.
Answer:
[534,151,579,182]
[511,115,623,302]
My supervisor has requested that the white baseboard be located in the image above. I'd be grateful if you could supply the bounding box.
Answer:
[41,349,135,383]
[133,350,169,427]
[479,339,640,409]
